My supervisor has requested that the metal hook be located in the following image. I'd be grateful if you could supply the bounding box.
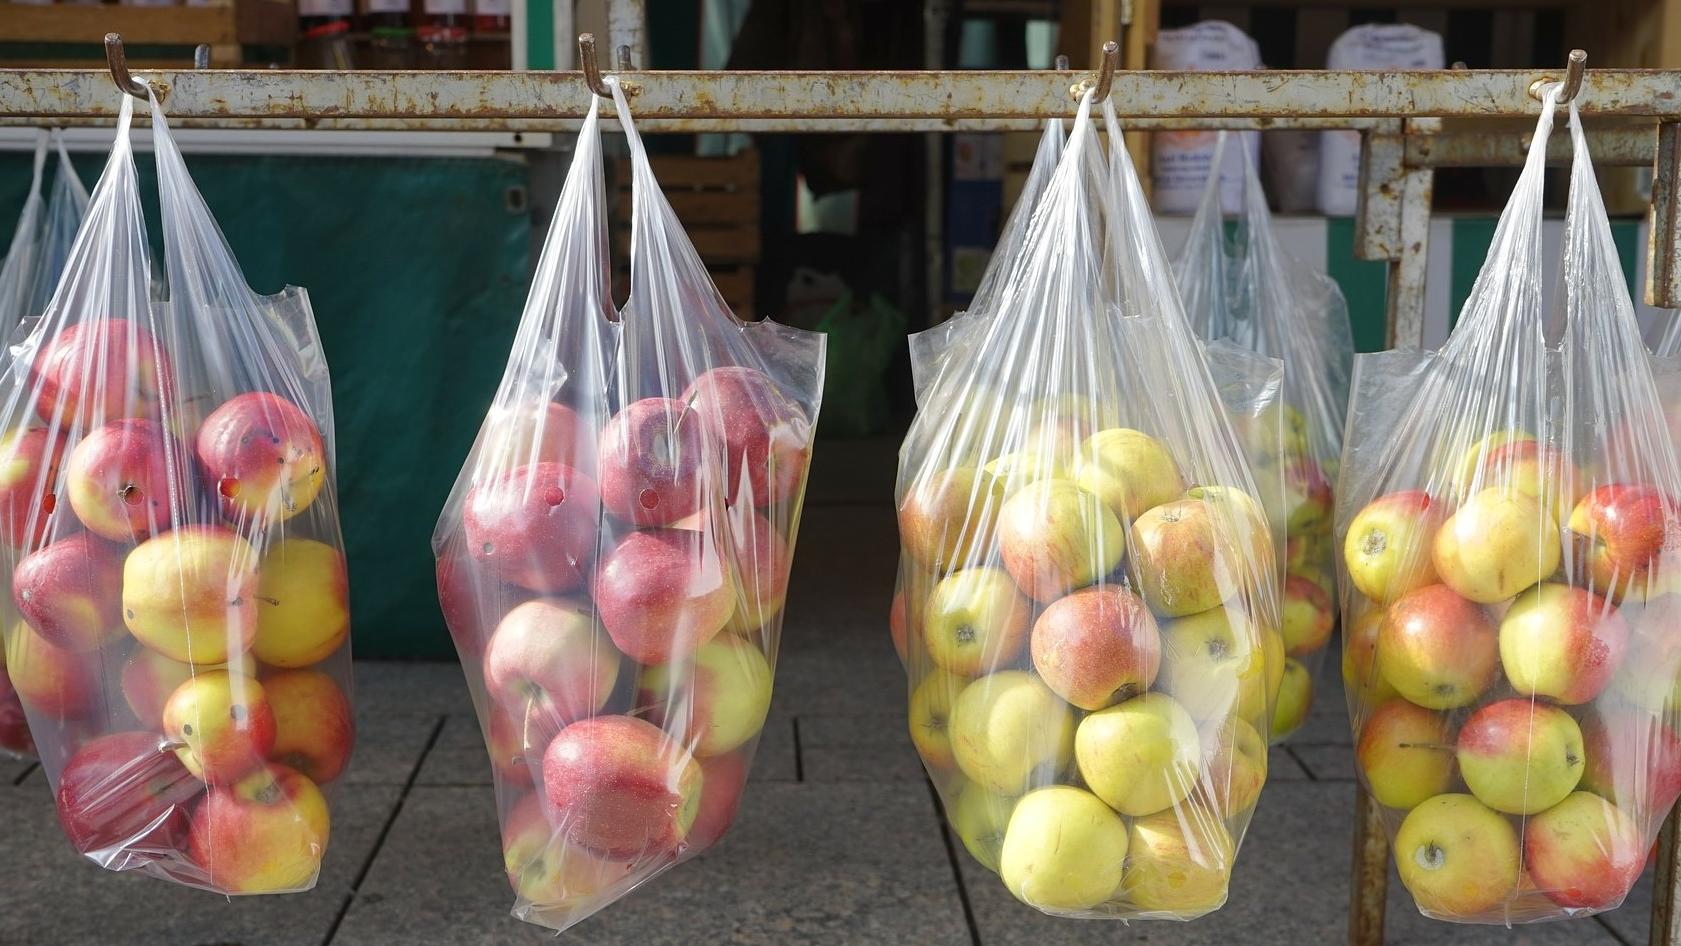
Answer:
[617,45,634,72]
[193,44,211,70]
[1054,54,1069,71]
[1529,48,1587,104]
[104,34,150,99]
[578,33,611,97]
[1069,41,1119,104]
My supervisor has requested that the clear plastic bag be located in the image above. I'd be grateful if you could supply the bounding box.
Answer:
[1174,132,1353,740]
[894,90,1280,920]
[0,93,352,894]
[1337,88,1681,923]
[1,131,90,345]
[432,84,823,933]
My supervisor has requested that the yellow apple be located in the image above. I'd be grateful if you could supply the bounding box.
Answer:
[124,526,259,666]
[1156,605,1269,723]
[983,451,1068,495]
[923,567,1031,677]
[252,538,349,668]
[1073,428,1186,525]
[1121,807,1235,915]
[948,778,1016,872]
[1270,657,1313,741]
[1433,487,1560,605]
[907,669,967,773]
[999,785,1127,912]
[1198,716,1267,817]
[1394,793,1520,917]
[948,670,1075,795]
[1075,693,1201,816]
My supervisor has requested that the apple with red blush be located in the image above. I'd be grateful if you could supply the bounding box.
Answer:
[597,396,717,527]
[682,366,810,509]
[463,461,600,594]
[11,531,126,652]
[0,425,69,549]
[64,418,185,542]
[195,391,327,525]
[55,730,202,858]
[29,319,171,429]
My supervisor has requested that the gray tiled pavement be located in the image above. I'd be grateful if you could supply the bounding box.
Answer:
[0,432,1662,943]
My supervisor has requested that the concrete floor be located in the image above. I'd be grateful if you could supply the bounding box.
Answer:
[0,433,1662,945]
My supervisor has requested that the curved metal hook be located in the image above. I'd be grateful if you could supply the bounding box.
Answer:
[1529,48,1587,104]
[193,44,211,70]
[105,34,150,99]
[617,45,634,72]
[1069,41,1119,104]
[578,33,611,97]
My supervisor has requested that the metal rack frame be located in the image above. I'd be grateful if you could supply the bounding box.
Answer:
[3,33,1681,946]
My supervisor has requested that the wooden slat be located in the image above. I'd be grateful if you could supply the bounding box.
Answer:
[617,150,760,191]
[617,190,759,225]
[4,6,240,45]
[234,0,298,47]
[708,265,755,304]
[613,224,760,265]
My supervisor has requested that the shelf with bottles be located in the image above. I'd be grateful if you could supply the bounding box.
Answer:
[0,0,296,67]
[292,0,509,69]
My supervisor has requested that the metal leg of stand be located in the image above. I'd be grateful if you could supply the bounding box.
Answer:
[1651,809,1681,946]
[1350,788,1391,946]
[1649,122,1680,310]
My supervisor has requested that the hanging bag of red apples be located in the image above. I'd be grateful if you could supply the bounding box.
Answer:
[432,83,822,932]
[1337,88,1681,922]
[0,91,352,893]
[893,89,1282,918]
[1172,131,1353,742]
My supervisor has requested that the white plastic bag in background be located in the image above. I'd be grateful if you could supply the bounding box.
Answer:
[0,132,91,343]
[1150,21,1262,215]
[1317,24,1443,215]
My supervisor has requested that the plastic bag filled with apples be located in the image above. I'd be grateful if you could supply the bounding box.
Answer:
[1172,131,1353,742]
[0,93,352,893]
[1337,90,1681,924]
[893,90,1282,920]
[432,84,822,933]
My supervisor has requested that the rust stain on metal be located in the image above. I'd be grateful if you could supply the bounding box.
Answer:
[1349,790,1390,946]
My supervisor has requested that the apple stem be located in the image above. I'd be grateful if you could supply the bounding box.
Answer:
[254,595,281,607]
[1396,742,1455,752]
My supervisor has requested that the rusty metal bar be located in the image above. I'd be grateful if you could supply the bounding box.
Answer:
[1407,125,1659,167]
[1355,122,1406,262]
[1349,789,1391,946]
[1651,122,1680,310]
[1653,808,1681,946]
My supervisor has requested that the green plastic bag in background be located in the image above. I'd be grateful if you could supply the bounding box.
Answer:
[816,289,906,437]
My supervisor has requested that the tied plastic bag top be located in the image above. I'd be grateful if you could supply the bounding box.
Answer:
[0,92,351,894]
[1337,88,1681,923]
[1174,131,1354,741]
[432,84,823,933]
[893,89,1281,920]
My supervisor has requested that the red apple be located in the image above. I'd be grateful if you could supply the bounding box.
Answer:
[29,319,171,429]
[435,550,534,660]
[0,425,69,549]
[121,647,255,729]
[463,461,600,594]
[484,598,621,726]
[1342,490,1445,605]
[481,398,597,477]
[5,619,102,719]
[594,528,735,665]
[55,730,202,857]
[1498,583,1627,704]
[1525,791,1645,909]
[1568,484,1680,602]
[64,418,185,542]
[11,531,126,652]
[264,669,355,785]
[162,670,277,783]
[685,750,749,854]
[195,391,327,525]
[683,366,810,509]
[1281,456,1333,533]
[501,791,636,916]
[1280,574,1334,657]
[0,673,33,757]
[1579,705,1681,819]
[724,508,791,635]
[1030,585,1161,711]
[1377,584,1500,710]
[597,396,717,527]
[898,467,1002,573]
[189,763,331,893]
[485,701,557,791]
[543,714,703,860]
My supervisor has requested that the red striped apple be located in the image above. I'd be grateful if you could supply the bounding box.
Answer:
[1377,583,1499,710]
[162,669,277,783]
[55,730,201,858]
[64,418,185,542]
[123,525,259,666]
[1498,582,1627,704]
[1280,575,1334,656]
[682,366,810,509]
[597,396,717,527]
[1198,716,1266,817]
[1076,692,1201,817]
[898,466,1003,573]
[638,633,772,758]
[0,424,69,549]
[11,531,126,652]
[29,319,171,429]
[252,537,349,668]
[998,479,1125,603]
[1342,490,1446,604]
[1568,483,1680,602]
[924,566,1031,678]
[1394,793,1519,916]
[542,714,703,860]
[1342,607,1398,707]
[594,528,734,665]
[189,763,330,893]
[1356,699,1455,810]
[1030,585,1160,711]
[1072,428,1185,525]
[1457,698,1583,815]
[485,598,620,726]
[1433,487,1560,604]
[1525,791,1644,909]
[463,461,600,594]
[196,392,326,525]
[264,669,354,785]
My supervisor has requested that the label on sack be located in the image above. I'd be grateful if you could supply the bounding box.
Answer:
[1317,24,1445,215]
[299,0,354,15]
[1151,21,1263,215]
[475,0,512,13]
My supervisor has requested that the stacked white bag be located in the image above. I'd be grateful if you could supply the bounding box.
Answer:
[1151,21,1263,215]
[1316,25,1444,215]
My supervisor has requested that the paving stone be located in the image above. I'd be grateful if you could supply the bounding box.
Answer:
[0,778,401,946]
[1269,746,1312,780]
[1601,864,1655,944]
[769,647,906,718]
[414,714,496,787]
[343,713,442,786]
[1290,743,1358,781]
[751,715,799,782]
[0,757,36,786]
[794,713,926,785]
[332,781,970,946]
[353,660,476,717]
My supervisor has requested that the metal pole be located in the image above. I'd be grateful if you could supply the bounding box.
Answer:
[1650,122,1681,310]
[606,0,645,69]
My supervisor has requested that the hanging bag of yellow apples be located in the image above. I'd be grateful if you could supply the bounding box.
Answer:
[893,87,1282,919]
[432,84,823,932]
[0,91,352,893]
[1337,87,1681,922]
[1172,131,1353,742]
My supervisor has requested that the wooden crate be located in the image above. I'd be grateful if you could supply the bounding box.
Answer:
[1,0,297,67]
[614,149,760,319]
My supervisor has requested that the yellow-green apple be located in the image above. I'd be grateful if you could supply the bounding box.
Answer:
[998,480,1125,602]
[1433,486,1560,604]
[1129,499,1239,617]
[922,385,1010,468]
[1073,428,1185,525]
[252,537,349,668]
[195,392,326,525]
[947,670,1075,794]
[482,398,597,477]
[28,319,171,429]
[1578,705,1681,818]
[1075,692,1201,817]
[639,633,772,758]
[898,467,1003,573]
[908,669,966,774]
[1456,698,1584,815]
[685,750,749,854]
[1157,605,1270,723]
[263,669,354,785]
[1280,575,1333,657]
[1376,584,1500,710]
[999,785,1128,911]
[6,619,102,719]
[923,567,1031,677]
[162,669,277,783]
[1450,430,1536,495]
[11,531,125,652]
[1183,485,1274,571]
[0,674,32,756]
[594,528,735,665]
[1197,717,1266,816]
[983,451,1067,496]
[1355,699,1455,810]
[1280,457,1333,534]
[948,779,1014,871]
[121,647,255,728]
[597,396,717,527]
[1270,657,1313,740]
[1030,585,1160,711]
[1567,484,1680,602]
[1393,793,1520,916]
[1342,608,1398,707]
[1498,582,1627,704]
[64,418,185,541]
[435,549,532,661]
[1121,807,1234,914]
[1525,791,1645,909]
[0,424,68,548]
[123,525,258,666]
[501,792,634,917]
[54,730,201,857]
[682,366,811,509]
[542,714,702,860]
[189,763,330,893]
[1342,490,1446,604]
[463,461,600,594]
[1457,438,1582,527]
[485,598,621,726]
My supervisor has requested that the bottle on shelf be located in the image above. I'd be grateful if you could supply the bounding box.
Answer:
[418,0,470,69]
[361,0,417,69]
[297,0,356,70]
[472,0,510,35]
